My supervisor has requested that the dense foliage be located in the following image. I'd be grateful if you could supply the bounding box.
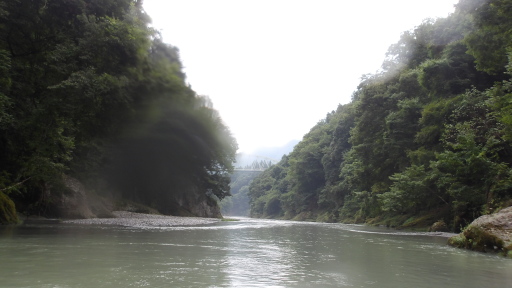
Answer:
[249,0,512,231]
[0,0,237,222]
[221,171,261,216]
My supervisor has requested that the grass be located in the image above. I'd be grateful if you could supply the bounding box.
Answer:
[221,218,240,221]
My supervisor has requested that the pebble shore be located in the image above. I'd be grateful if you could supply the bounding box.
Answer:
[63,211,220,228]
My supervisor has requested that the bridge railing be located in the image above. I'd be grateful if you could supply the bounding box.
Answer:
[233,169,266,172]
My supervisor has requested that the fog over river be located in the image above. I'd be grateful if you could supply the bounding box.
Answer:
[1,217,511,287]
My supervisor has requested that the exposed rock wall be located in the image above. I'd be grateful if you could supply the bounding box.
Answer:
[51,175,221,219]
[53,175,114,219]
[167,188,222,218]
[188,195,222,218]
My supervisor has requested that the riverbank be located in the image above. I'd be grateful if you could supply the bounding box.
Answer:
[63,211,220,227]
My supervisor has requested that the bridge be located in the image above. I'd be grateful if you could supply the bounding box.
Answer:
[232,168,266,172]
[233,153,279,172]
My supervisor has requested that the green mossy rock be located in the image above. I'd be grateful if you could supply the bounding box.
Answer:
[0,192,18,225]
[448,206,512,257]
[429,220,449,232]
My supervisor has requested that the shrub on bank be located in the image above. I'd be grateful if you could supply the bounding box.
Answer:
[0,192,18,225]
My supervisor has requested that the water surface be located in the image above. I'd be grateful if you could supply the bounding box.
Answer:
[1,218,511,287]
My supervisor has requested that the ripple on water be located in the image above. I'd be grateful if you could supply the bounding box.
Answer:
[3,218,512,288]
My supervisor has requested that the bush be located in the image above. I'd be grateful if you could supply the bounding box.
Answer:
[0,192,18,225]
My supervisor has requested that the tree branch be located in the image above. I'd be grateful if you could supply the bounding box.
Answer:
[0,177,32,192]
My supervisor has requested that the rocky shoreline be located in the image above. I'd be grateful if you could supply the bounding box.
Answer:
[62,211,220,228]
[448,206,512,258]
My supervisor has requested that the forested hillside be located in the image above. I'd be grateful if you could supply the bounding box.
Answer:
[0,0,237,223]
[221,171,261,216]
[249,0,512,231]
[221,142,297,216]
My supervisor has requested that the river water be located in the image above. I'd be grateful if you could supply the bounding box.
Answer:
[1,218,511,288]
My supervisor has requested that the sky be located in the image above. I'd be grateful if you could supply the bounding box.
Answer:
[143,0,460,153]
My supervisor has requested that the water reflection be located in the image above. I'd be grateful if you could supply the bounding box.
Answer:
[1,219,511,287]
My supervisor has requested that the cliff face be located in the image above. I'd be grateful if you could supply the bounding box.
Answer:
[50,175,222,220]
[53,175,114,219]
[448,206,512,258]
[163,186,222,218]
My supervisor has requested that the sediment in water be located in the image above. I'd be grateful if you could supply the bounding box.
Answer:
[63,211,220,227]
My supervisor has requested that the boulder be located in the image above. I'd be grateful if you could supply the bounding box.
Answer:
[53,175,113,219]
[429,220,449,232]
[448,206,512,257]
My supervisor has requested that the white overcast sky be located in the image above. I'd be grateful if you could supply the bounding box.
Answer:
[143,0,459,153]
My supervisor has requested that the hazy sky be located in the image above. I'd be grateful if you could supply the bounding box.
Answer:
[143,0,459,153]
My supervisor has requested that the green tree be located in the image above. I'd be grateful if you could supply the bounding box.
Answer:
[247,0,512,229]
[459,0,512,74]
[0,0,237,222]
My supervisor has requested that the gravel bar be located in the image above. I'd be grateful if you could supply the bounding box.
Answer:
[63,211,220,227]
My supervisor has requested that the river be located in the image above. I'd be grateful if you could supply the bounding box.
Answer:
[1,218,511,287]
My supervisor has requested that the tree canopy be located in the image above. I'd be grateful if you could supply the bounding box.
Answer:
[0,0,237,222]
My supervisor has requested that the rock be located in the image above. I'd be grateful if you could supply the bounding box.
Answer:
[190,195,222,218]
[57,175,95,219]
[168,189,222,218]
[52,175,113,219]
[86,191,114,218]
[429,220,449,232]
[51,175,220,220]
[448,206,512,257]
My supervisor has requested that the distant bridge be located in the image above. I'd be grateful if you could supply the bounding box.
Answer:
[233,169,266,172]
